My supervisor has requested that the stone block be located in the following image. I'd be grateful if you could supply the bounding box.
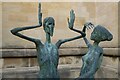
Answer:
[2,55,118,71]
[2,48,119,58]
[2,64,118,78]
[102,56,118,69]
[3,58,30,68]
[59,56,82,65]
[29,58,38,67]
[0,59,3,69]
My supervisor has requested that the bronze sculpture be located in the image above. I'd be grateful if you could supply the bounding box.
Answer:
[10,2,113,79]
[68,10,113,80]
[10,3,86,79]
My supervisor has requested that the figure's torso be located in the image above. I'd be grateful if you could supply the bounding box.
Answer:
[36,42,59,78]
[80,46,103,77]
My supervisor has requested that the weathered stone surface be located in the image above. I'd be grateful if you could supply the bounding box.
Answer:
[3,56,118,70]
[0,59,3,69]
[1,48,119,58]
[0,2,2,51]
[119,2,120,48]
[3,58,30,68]
[59,56,82,65]
[0,59,2,79]
[2,65,118,78]
[29,58,38,67]
[1,49,37,58]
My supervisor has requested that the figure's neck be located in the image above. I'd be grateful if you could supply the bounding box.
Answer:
[46,33,51,43]
[93,41,99,47]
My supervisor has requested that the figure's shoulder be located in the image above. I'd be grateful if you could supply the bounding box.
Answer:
[97,46,103,54]
[99,46,103,52]
[35,39,44,47]
[44,42,58,48]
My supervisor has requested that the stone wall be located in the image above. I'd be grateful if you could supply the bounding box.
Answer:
[1,2,119,79]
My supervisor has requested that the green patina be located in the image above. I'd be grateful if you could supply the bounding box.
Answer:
[10,3,113,79]
[69,10,113,80]
[10,3,85,79]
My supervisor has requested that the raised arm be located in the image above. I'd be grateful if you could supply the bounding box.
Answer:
[82,22,94,48]
[56,35,83,49]
[38,2,42,25]
[11,25,42,45]
[11,3,43,46]
[70,21,94,48]
[83,37,92,48]
[55,28,86,48]
[56,10,85,48]
[69,26,92,48]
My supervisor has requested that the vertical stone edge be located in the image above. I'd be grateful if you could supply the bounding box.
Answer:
[0,1,2,80]
[118,1,120,79]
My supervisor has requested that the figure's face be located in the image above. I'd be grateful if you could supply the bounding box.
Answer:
[44,21,55,37]
[90,31,96,40]
[90,28,100,42]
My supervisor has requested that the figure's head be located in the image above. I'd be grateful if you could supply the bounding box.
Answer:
[43,17,55,36]
[90,25,113,42]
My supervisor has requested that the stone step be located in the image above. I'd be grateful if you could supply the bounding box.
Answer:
[2,64,118,78]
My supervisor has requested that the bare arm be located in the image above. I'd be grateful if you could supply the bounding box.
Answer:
[70,27,92,48]
[69,28,92,48]
[56,35,83,49]
[56,27,86,48]
[67,24,92,48]
[11,3,43,46]
[82,22,95,48]
[56,10,85,48]
[11,25,42,45]
[73,22,94,48]
[83,37,92,48]
[82,23,92,48]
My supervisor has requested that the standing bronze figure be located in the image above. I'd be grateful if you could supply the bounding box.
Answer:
[68,10,113,80]
[10,3,85,79]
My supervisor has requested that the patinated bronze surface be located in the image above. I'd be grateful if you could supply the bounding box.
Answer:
[10,2,113,79]
[10,3,85,79]
[69,10,113,80]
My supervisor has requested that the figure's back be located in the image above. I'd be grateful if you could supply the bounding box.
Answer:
[36,42,59,78]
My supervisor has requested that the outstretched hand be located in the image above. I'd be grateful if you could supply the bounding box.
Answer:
[68,9,75,29]
[38,3,42,25]
[82,22,94,33]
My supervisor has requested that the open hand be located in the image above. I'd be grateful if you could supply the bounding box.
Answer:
[68,9,75,29]
[38,3,42,25]
[82,22,94,33]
